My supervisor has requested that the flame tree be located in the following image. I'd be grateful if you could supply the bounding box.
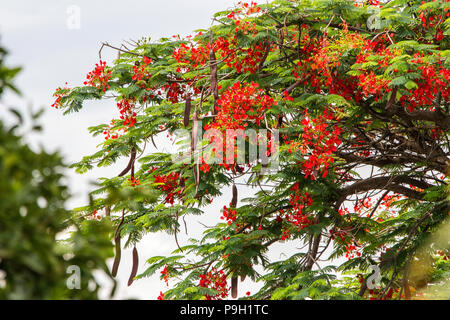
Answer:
[52,0,450,300]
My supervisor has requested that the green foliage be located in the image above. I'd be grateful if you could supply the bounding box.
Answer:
[51,0,450,300]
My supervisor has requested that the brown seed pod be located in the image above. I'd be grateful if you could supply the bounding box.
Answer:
[118,147,136,177]
[231,276,238,298]
[231,184,238,208]
[111,234,121,277]
[184,95,191,127]
[127,246,139,286]
[194,162,200,195]
[209,29,219,115]
[112,210,125,277]
[150,135,157,149]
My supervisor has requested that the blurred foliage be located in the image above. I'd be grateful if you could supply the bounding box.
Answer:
[0,40,115,299]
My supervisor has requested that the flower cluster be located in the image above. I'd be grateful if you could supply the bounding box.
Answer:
[129,177,140,187]
[103,119,128,140]
[364,287,404,300]
[199,157,211,173]
[154,171,182,205]
[207,82,275,130]
[117,97,137,127]
[198,268,229,300]
[215,37,268,74]
[418,0,450,31]
[288,109,342,180]
[161,265,169,286]
[84,60,111,92]
[221,205,237,225]
[201,82,276,170]
[354,36,400,100]
[398,52,450,111]
[352,0,382,7]
[172,35,209,71]
[284,183,315,231]
[227,1,261,19]
[132,56,152,83]
[296,27,365,101]
[51,82,71,108]
[173,2,268,76]
[329,226,362,259]
[157,292,165,300]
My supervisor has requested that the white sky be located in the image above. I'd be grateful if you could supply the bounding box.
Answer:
[0,0,327,300]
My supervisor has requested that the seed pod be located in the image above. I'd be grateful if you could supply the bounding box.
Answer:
[150,135,157,149]
[112,210,125,277]
[194,162,200,195]
[127,246,139,286]
[231,184,238,208]
[112,234,121,277]
[209,29,219,115]
[184,95,191,127]
[240,274,246,282]
[231,276,238,298]
[118,147,136,177]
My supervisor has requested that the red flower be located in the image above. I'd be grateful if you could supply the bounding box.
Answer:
[84,60,111,92]
[198,268,229,300]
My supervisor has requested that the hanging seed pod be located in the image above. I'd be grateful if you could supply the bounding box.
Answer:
[231,276,238,298]
[105,205,111,217]
[241,274,246,282]
[111,234,121,277]
[184,95,191,127]
[150,135,157,149]
[112,210,125,277]
[194,162,200,195]
[209,29,219,115]
[231,183,238,208]
[118,147,136,177]
[127,246,139,286]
